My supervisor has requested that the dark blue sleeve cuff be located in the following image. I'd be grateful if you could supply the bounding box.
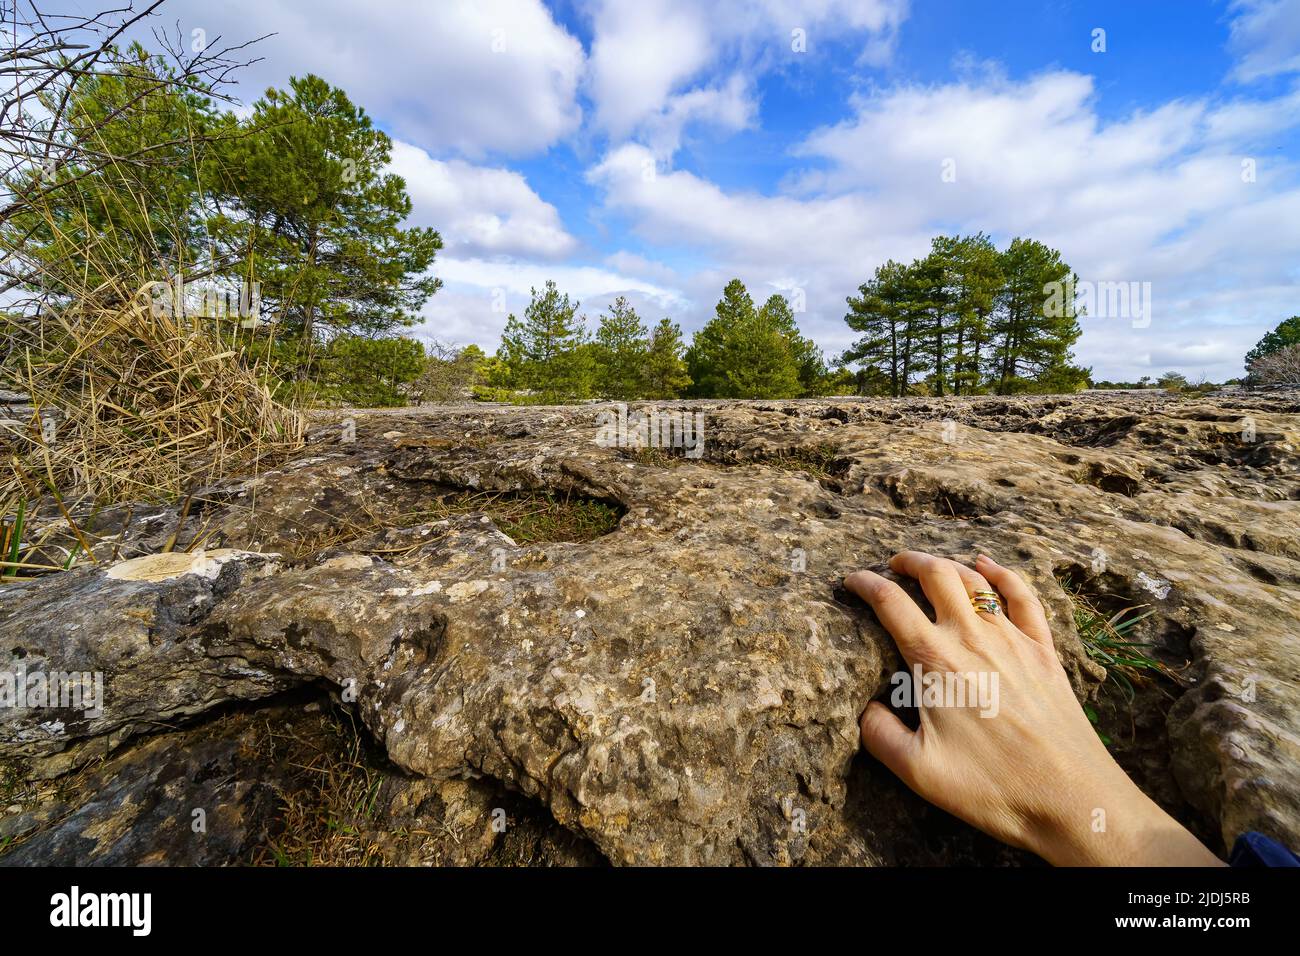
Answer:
[1230,831,1300,867]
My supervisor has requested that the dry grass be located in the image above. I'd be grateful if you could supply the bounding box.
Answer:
[619,446,687,468]
[438,490,622,544]
[1,291,303,575]
[289,488,624,560]
[3,292,302,502]
[764,444,843,481]
[249,708,389,867]
[0,751,103,858]
[2,62,305,575]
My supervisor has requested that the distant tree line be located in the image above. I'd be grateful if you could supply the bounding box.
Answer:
[1091,372,1222,392]
[308,252,1300,407]
[840,234,1089,396]
[447,235,1100,407]
[1090,316,1300,391]
[469,278,843,405]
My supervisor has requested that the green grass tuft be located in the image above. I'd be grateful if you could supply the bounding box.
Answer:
[1059,577,1177,703]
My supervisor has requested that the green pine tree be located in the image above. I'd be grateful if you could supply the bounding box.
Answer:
[643,318,692,399]
[213,75,442,361]
[499,281,593,403]
[990,238,1083,393]
[907,252,950,395]
[759,294,827,396]
[845,237,1087,396]
[687,279,802,399]
[324,335,425,406]
[842,259,915,397]
[930,234,1003,395]
[592,296,649,399]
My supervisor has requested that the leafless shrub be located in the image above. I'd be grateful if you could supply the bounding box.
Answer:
[2,2,266,293]
[1248,343,1300,387]
[410,340,485,404]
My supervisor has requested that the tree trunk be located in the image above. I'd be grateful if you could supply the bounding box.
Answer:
[889,324,900,397]
[953,325,965,395]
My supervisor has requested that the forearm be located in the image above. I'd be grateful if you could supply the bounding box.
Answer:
[1027,775,1226,867]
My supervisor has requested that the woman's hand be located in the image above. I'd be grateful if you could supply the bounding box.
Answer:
[845,551,1223,866]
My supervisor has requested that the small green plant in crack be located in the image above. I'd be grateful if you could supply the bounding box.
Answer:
[1059,577,1179,704]
[1082,704,1112,747]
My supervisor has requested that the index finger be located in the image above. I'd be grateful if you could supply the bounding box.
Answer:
[844,569,938,662]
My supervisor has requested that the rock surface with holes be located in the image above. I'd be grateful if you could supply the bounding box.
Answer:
[1,391,1297,865]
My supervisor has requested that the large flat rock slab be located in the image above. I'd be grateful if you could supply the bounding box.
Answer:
[2,392,1297,864]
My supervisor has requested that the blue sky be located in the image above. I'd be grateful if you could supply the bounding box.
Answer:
[150,0,1300,381]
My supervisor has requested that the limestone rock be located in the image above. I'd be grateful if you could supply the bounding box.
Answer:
[0,550,289,776]
[1,391,1296,864]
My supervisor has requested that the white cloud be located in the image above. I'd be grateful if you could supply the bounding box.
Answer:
[581,0,908,154]
[1204,87,1300,141]
[436,257,684,308]
[1229,0,1300,82]
[584,0,717,138]
[388,141,578,260]
[639,73,757,157]
[152,0,584,156]
[602,251,683,286]
[588,142,926,351]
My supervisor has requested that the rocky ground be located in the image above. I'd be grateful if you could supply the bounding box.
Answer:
[1,390,1297,866]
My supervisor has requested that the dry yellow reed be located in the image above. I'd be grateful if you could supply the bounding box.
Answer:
[2,285,303,516]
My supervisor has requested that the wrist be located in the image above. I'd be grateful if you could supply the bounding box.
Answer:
[1027,775,1222,866]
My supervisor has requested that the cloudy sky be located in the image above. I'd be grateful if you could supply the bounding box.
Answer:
[153,0,1299,381]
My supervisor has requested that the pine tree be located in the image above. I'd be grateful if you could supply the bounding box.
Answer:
[687,279,754,397]
[759,294,827,395]
[687,279,802,399]
[930,234,1003,395]
[842,259,913,397]
[214,75,442,350]
[724,315,802,398]
[908,252,949,395]
[845,236,1086,396]
[990,238,1082,393]
[643,318,692,399]
[324,335,425,406]
[592,296,648,399]
[499,281,593,403]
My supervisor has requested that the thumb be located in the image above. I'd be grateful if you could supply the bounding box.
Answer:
[860,700,919,780]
